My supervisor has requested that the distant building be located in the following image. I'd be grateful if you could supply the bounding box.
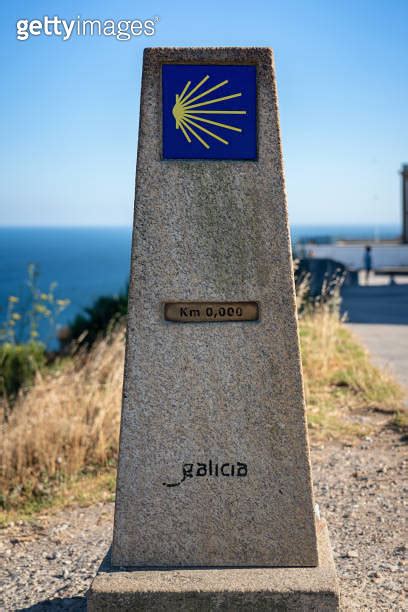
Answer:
[297,164,408,272]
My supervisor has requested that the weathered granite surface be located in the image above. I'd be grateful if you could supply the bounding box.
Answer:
[112,47,318,567]
[90,520,339,611]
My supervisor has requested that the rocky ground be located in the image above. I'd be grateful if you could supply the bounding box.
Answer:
[0,419,406,611]
[313,425,407,611]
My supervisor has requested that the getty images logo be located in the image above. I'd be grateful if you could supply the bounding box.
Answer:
[16,16,159,42]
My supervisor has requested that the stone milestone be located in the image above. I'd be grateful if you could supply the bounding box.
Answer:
[88,47,339,611]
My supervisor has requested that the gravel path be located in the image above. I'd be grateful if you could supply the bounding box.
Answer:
[348,323,408,398]
[342,274,408,400]
[0,422,406,611]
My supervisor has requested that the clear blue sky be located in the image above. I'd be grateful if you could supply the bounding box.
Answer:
[1,0,407,227]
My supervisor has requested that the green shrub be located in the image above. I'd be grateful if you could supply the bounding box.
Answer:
[66,288,128,348]
[0,342,46,405]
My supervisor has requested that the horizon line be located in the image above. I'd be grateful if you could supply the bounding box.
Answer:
[0,222,401,229]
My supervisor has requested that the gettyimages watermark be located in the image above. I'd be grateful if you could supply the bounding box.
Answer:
[16,16,159,42]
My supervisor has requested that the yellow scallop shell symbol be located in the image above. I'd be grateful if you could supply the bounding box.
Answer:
[172,75,247,149]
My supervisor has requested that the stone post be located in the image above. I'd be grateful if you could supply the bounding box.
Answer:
[88,47,340,611]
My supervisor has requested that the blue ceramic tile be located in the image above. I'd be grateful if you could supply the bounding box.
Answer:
[162,64,257,160]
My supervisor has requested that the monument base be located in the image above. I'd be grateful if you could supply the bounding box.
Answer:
[87,519,339,611]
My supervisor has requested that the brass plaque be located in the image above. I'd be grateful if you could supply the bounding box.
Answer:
[164,301,259,323]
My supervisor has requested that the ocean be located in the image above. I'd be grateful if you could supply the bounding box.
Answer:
[0,227,132,346]
[0,225,400,345]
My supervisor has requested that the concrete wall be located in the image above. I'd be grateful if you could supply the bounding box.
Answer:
[298,244,408,270]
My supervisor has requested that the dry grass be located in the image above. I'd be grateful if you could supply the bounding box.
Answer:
[0,286,405,516]
[0,327,124,511]
[295,271,405,439]
[300,307,404,439]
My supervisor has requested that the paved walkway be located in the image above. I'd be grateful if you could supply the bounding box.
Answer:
[341,274,408,393]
